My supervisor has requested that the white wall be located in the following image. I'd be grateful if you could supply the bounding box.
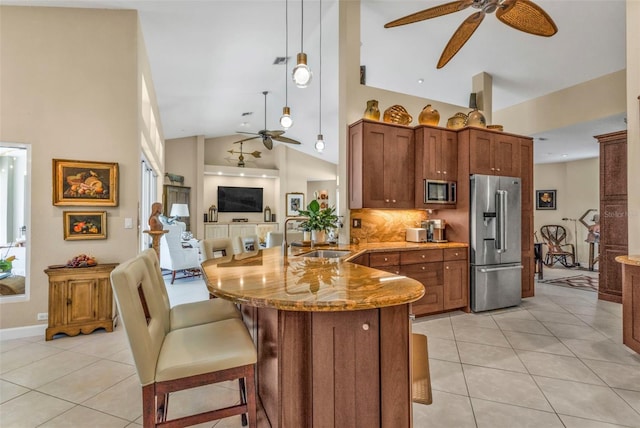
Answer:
[534,158,599,267]
[0,6,145,329]
[627,0,640,255]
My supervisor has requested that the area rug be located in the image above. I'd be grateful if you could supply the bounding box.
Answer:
[541,274,598,292]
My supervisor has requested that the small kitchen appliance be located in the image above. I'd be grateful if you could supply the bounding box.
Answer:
[424,179,457,204]
[406,227,427,243]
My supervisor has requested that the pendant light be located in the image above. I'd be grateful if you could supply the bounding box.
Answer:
[315,0,324,153]
[280,0,294,129]
[292,0,312,88]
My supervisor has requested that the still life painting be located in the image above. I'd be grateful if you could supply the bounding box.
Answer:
[63,211,107,240]
[53,159,119,206]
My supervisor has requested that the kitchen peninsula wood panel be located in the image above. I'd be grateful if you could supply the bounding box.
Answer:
[598,130,627,303]
[616,256,640,354]
[348,120,415,209]
[520,138,535,297]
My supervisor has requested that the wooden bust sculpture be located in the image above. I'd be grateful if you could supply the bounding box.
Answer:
[148,202,163,231]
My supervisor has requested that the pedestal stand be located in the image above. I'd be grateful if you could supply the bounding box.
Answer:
[144,230,168,259]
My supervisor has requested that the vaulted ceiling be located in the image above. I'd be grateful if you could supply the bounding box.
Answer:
[4,0,627,164]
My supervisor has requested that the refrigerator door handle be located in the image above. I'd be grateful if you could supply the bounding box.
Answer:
[479,265,524,273]
[495,190,508,253]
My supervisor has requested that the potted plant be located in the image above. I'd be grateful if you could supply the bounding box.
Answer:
[298,200,339,244]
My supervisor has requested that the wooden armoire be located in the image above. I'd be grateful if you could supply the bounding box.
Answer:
[597,130,627,303]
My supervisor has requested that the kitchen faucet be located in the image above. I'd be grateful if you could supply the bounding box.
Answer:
[283,216,308,256]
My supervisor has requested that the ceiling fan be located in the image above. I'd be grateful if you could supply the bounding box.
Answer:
[234,91,302,150]
[385,0,558,69]
[227,141,261,168]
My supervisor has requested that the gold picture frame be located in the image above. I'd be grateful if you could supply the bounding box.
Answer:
[53,159,119,206]
[63,211,107,240]
[286,193,305,217]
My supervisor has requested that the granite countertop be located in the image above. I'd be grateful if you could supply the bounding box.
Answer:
[201,241,468,312]
[616,255,640,266]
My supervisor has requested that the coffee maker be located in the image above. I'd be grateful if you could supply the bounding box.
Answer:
[421,219,447,243]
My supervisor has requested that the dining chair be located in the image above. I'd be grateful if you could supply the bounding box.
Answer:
[140,249,241,331]
[110,253,257,427]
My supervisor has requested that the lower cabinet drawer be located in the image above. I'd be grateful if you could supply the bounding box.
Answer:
[401,250,443,265]
[376,265,400,275]
[444,248,467,261]
[412,285,444,315]
[370,252,400,267]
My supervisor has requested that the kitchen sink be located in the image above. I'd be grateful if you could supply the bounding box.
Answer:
[298,250,352,258]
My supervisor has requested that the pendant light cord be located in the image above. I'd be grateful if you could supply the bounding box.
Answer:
[285,0,288,105]
[318,0,322,134]
[300,0,304,53]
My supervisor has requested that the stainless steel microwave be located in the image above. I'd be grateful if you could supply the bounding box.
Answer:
[424,179,457,204]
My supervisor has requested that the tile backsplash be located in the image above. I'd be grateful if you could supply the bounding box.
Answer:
[349,209,428,243]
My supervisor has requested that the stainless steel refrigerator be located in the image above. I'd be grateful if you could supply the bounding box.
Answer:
[470,174,523,312]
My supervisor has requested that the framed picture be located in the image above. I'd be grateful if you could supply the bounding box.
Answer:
[63,211,107,240]
[53,159,119,206]
[286,193,305,217]
[536,190,556,210]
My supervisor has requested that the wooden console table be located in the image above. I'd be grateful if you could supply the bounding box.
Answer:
[44,263,118,340]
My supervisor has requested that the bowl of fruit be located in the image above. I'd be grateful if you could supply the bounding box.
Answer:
[66,254,97,268]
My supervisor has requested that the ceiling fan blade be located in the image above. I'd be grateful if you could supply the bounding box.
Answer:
[251,151,262,158]
[496,0,557,37]
[263,136,273,150]
[235,131,260,136]
[233,135,261,144]
[437,11,485,69]
[264,130,285,138]
[272,135,301,145]
[384,0,473,28]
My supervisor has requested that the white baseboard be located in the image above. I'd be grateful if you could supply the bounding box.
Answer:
[0,324,46,341]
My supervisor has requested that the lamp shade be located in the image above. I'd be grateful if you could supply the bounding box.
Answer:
[170,203,190,217]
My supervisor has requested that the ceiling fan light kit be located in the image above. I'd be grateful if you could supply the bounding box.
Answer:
[385,0,558,68]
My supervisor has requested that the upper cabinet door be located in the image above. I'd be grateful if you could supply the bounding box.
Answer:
[349,120,415,209]
[469,130,520,177]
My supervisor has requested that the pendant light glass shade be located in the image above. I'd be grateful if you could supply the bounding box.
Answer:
[280,106,293,129]
[292,52,312,88]
[315,134,325,153]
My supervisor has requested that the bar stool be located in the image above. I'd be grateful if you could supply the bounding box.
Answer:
[111,253,257,427]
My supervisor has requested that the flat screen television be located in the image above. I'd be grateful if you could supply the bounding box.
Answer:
[218,186,263,213]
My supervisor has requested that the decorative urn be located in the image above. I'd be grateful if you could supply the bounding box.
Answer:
[418,104,440,126]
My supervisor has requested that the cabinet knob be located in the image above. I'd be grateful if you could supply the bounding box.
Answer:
[455,252,459,256]
[491,167,495,171]
[384,257,388,261]
[443,171,447,175]
[496,168,501,171]
[392,199,396,203]
[446,266,450,269]
[385,199,390,203]
[436,170,441,174]
[362,322,370,331]
[421,266,426,270]
[421,254,425,259]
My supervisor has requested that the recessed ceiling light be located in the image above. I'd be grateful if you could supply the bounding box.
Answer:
[561,154,568,158]
[417,78,424,84]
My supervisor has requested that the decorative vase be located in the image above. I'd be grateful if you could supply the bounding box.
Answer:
[466,109,486,128]
[363,100,380,121]
[303,231,311,242]
[264,206,271,222]
[311,230,326,244]
[418,104,440,126]
[383,104,412,125]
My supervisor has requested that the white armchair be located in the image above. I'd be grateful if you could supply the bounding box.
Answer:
[160,223,200,284]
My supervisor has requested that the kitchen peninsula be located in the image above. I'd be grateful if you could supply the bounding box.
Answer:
[201,244,439,427]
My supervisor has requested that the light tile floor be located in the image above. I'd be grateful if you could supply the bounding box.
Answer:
[1,267,639,427]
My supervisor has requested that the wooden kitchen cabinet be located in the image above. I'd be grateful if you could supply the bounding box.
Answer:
[44,263,118,340]
[348,120,415,209]
[468,129,520,177]
[519,138,535,297]
[414,126,458,209]
[619,261,640,353]
[443,248,468,310]
[598,131,627,303]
